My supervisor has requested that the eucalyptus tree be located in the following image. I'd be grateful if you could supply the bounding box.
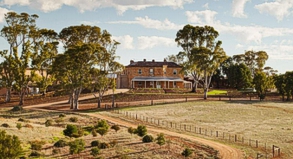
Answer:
[31,29,59,95]
[0,50,15,102]
[253,71,269,100]
[56,25,123,109]
[175,25,203,92]
[0,12,39,105]
[225,63,252,89]
[188,26,227,99]
[284,71,293,101]
[274,74,286,101]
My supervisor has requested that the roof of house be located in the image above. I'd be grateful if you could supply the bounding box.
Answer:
[126,59,181,68]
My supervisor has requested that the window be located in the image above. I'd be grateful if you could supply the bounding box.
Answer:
[138,69,142,75]
[173,69,177,75]
[150,69,153,75]
[150,81,154,86]
[174,81,177,86]
[138,82,142,86]
[163,68,166,74]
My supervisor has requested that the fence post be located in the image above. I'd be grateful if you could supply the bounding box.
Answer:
[184,124,186,131]
[235,135,237,142]
[223,132,225,139]
[151,100,153,105]
[256,140,258,148]
[185,97,187,102]
[242,137,244,144]
[216,131,218,137]
[199,128,201,134]
[249,139,251,146]
[136,114,137,120]
[195,127,197,133]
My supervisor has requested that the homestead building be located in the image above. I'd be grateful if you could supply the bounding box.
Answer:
[118,59,191,89]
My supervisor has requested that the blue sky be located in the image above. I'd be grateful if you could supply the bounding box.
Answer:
[0,0,293,73]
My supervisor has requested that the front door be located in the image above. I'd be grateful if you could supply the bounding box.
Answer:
[156,81,161,88]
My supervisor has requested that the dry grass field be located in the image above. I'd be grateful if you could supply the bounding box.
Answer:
[0,108,218,159]
[103,100,293,158]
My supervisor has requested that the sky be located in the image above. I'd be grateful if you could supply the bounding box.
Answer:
[0,0,293,74]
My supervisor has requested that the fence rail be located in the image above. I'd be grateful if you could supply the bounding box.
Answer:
[112,109,281,158]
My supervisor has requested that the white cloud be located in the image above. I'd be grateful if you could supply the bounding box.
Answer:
[185,10,293,44]
[255,0,293,21]
[1,0,194,14]
[247,41,293,60]
[0,7,10,23]
[137,36,175,50]
[202,3,209,9]
[236,44,244,49]
[232,0,250,18]
[1,0,29,6]
[185,10,218,24]
[108,16,182,30]
[113,35,134,50]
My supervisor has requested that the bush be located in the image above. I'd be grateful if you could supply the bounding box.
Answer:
[135,125,147,137]
[90,147,100,157]
[29,151,42,157]
[0,130,23,158]
[59,114,66,118]
[111,124,120,132]
[69,139,85,154]
[91,140,100,147]
[181,148,193,157]
[54,139,68,147]
[1,123,9,128]
[96,127,108,137]
[55,118,64,125]
[98,142,110,149]
[29,140,45,150]
[63,124,83,138]
[16,123,22,130]
[156,133,166,147]
[142,135,154,143]
[69,117,78,122]
[95,120,109,130]
[45,119,53,127]
[11,106,23,111]
[128,127,135,135]
[92,129,97,137]
[18,118,27,122]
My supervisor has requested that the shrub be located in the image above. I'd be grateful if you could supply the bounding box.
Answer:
[96,127,108,137]
[127,127,135,135]
[156,133,165,147]
[55,118,64,125]
[92,129,97,137]
[90,147,100,157]
[135,125,147,137]
[59,114,66,118]
[11,106,23,111]
[69,117,78,122]
[63,124,78,138]
[111,124,120,132]
[0,130,23,158]
[69,139,85,154]
[91,140,100,147]
[16,123,22,130]
[181,148,193,157]
[54,139,68,147]
[45,119,53,127]
[29,140,45,150]
[142,135,154,143]
[29,151,42,157]
[98,142,110,149]
[18,118,26,122]
[1,123,9,128]
[95,120,109,130]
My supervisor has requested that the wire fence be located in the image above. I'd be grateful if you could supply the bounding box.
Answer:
[111,109,281,159]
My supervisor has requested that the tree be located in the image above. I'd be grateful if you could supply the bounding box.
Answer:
[63,124,83,138]
[0,12,39,105]
[111,124,120,133]
[69,139,85,155]
[284,71,293,101]
[253,72,269,100]
[95,120,109,137]
[31,29,59,95]
[226,63,252,89]
[0,130,23,159]
[274,74,286,101]
[156,133,166,147]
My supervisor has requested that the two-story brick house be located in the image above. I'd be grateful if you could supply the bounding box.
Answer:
[118,59,191,89]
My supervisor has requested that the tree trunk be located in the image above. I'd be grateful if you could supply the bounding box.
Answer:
[5,88,11,102]
[69,90,74,109]
[19,89,25,106]
[73,88,82,110]
[112,89,115,108]
[203,70,208,100]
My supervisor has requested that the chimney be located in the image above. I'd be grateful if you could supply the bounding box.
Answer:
[164,58,167,62]
[152,59,155,62]
[143,59,146,62]
[130,60,134,64]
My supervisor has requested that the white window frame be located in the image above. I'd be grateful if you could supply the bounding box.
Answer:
[138,69,142,75]
[150,68,153,75]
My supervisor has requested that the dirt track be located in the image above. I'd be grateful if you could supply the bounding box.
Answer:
[25,89,244,159]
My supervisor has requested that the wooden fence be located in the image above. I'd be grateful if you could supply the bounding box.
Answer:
[111,110,281,158]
